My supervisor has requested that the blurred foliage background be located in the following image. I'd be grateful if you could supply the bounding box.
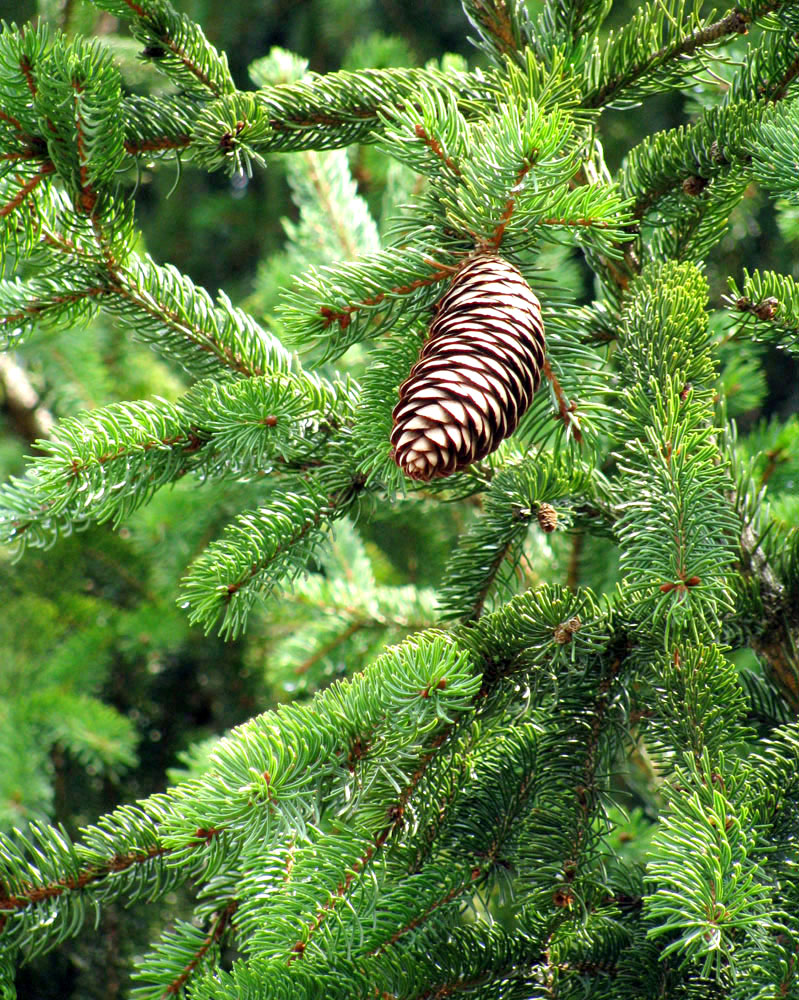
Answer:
[1,0,798,996]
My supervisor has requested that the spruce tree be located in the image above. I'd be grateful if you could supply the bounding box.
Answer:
[2,1,799,997]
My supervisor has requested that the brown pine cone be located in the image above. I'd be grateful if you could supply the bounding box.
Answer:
[391,253,546,481]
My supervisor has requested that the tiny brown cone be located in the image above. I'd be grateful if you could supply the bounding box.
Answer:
[537,503,558,533]
[391,253,545,481]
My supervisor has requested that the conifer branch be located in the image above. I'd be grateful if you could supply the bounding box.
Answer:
[89,0,235,98]
[1,283,105,333]
[583,6,755,109]
[412,125,462,177]
[318,262,453,330]
[160,901,238,998]
[223,512,321,606]
[251,66,487,154]
[18,51,37,98]
[543,357,584,443]
[3,5,799,994]
[563,651,625,881]
[106,265,266,378]
[0,843,171,927]
[726,269,799,356]
[488,162,533,248]
[293,619,367,676]
[463,0,522,59]
[281,249,457,360]
[0,163,54,219]
[467,537,517,622]
[766,51,799,102]
[372,871,481,957]
[301,152,363,260]
[287,721,462,963]
[123,133,191,156]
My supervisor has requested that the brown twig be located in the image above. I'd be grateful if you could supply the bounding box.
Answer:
[467,537,516,622]
[123,134,192,155]
[1,286,106,328]
[118,0,224,96]
[0,843,171,930]
[0,163,55,218]
[584,7,754,109]
[542,357,583,444]
[489,162,532,249]
[287,725,455,964]
[161,901,238,998]
[467,0,519,58]
[319,261,454,330]
[293,620,365,675]
[413,125,462,176]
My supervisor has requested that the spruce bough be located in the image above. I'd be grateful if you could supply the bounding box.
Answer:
[2,1,799,997]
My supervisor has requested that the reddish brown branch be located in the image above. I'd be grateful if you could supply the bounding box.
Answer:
[766,52,799,103]
[377,872,479,955]
[1,285,106,326]
[117,0,222,96]
[224,514,320,605]
[19,55,37,99]
[320,262,453,329]
[119,280,261,373]
[374,723,540,958]
[413,125,461,176]
[288,725,455,963]
[72,79,98,215]
[468,0,519,57]
[542,357,583,444]
[0,826,227,939]
[490,162,532,248]
[0,844,170,918]
[161,43,220,96]
[584,7,754,109]
[269,108,380,131]
[0,108,25,132]
[87,233,264,375]
[467,537,516,622]
[162,901,238,998]
[287,833,384,964]
[119,0,147,15]
[294,620,364,675]
[540,215,611,229]
[63,431,204,482]
[659,576,701,594]
[1,151,38,162]
[0,163,55,218]
[557,654,624,895]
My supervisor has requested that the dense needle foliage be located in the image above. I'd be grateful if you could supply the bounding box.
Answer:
[1,1,799,997]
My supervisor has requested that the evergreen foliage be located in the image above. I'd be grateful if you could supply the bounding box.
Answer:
[2,1,799,997]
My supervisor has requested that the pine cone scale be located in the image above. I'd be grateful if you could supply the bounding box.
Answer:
[391,253,546,481]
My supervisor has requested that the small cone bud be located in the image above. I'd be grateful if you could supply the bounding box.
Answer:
[553,617,581,644]
[391,253,545,481]
[537,503,558,533]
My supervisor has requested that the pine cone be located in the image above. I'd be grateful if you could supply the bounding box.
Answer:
[536,503,558,533]
[391,253,545,481]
